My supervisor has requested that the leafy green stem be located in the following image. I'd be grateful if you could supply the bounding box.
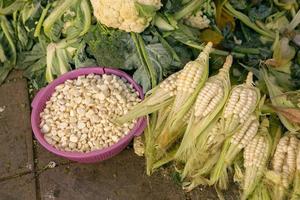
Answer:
[137,34,157,87]
[225,2,275,40]
[34,3,51,37]
[173,0,204,20]
[0,0,27,15]
[0,16,16,65]
[43,0,79,40]
[177,40,245,58]
[131,33,157,88]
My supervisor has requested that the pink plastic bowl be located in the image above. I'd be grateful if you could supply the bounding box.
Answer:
[31,67,147,163]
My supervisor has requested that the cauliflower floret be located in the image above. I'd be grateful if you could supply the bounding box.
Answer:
[91,0,162,33]
[183,1,215,30]
[184,11,210,29]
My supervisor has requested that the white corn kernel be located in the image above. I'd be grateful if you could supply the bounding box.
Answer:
[40,74,140,153]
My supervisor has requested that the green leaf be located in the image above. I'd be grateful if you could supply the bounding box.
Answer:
[43,0,90,41]
[135,2,158,18]
[0,16,16,66]
[229,0,247,10]
[248,4,272,21]
[0,62,13,84]
[0,0,27,15]
[73,42,96,68]
[133,66,151,92]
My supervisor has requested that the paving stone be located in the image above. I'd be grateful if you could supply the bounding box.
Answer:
[35,140,71,170]
[188,184,239,200]
[0,71,34,179]
[38,148,186,200]
[0,173,36,200]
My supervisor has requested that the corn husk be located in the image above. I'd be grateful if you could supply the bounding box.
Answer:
[156,42,213,150]
[144,104,180,175]
[116,75,177,124]
[248,181,272,200]
[181,115,223,179]
[210,115,263,190]
[175,55,232,162]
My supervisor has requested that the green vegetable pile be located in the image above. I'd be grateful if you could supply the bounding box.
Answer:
[2,0,299,91]
[2,0,300,199]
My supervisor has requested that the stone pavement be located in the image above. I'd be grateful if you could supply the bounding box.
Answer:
[0,71,238,200]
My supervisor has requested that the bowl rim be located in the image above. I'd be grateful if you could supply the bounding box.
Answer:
[31,67,146,159]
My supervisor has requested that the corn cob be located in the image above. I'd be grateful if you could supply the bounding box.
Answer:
[222,72,260,133]
[175,55,232,162]
[156,42,213,150]
[242,121,272,200]
[266,134,299,200]
[210,114,260,190]
[181,69,257,187]
[116,71,180,124]
[272,135,298,188]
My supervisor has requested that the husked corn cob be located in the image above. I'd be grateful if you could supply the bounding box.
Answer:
[210,114,260,190]
[272,135,299,188]
[194,55,232,119]
[175,55,232,162]
[175,42,212,105]
[159,71,180,96]
[116,71,180,124]
[156,42,213,150]
[222,72,260,133]
[231,115,260,149]
[242,121,271,200]
[266,134,299,200]
[244,135,268,169]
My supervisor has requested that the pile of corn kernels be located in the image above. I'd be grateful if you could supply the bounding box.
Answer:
[39,73,141,152]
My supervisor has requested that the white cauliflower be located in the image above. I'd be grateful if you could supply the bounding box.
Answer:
[184,11,211,29]
[183,0,215,30]
[90,0,162,33]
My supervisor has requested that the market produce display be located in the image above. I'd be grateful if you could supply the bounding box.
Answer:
[2,0,300,199]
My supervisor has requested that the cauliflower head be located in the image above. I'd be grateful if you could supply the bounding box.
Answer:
[91,0,162,33]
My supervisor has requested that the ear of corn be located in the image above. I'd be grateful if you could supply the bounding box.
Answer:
[222,72,261,133]
[175,55,232,162]
[116,71,180,124]
[156,42,213,150]
[266,134,299,200]
[242,119,272,200]
[210,114,260,190]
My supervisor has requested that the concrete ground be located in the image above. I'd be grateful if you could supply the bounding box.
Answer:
[0,71,238,200]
